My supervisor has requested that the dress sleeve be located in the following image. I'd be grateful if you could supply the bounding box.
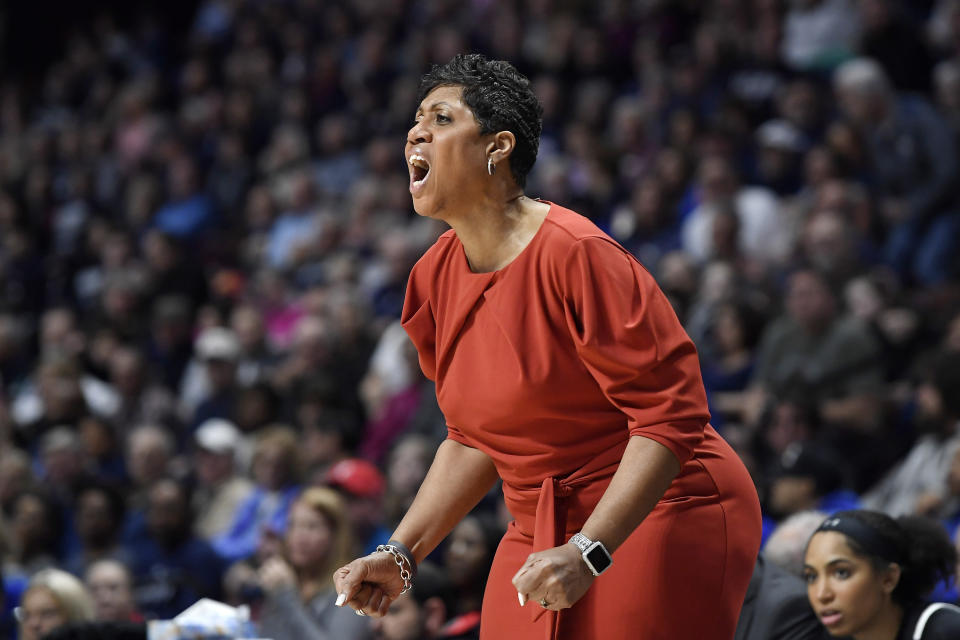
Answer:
[561,237,709,465]
[400,248,472,447]
[401,259,437,382]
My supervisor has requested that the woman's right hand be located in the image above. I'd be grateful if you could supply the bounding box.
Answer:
[332,551,407,617]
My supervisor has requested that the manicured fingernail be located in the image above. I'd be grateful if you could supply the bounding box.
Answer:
[518,592,526,606]
[336,593,346,606]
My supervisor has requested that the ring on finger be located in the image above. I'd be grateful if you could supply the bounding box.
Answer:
[356,609,366,616]
[539,598,550,608]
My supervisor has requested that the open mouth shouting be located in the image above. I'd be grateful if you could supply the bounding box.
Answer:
[408,153,431,195]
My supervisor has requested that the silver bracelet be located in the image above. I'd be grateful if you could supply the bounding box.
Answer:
[376,544,414,594]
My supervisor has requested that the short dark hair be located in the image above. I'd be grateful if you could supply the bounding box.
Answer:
[418,54,542,188]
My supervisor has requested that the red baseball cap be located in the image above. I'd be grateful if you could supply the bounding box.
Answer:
[324,458,385,498]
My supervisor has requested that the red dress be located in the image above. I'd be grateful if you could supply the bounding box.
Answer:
[401,203,761,640]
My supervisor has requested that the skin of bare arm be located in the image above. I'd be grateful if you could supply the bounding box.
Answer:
[511,435,681,610]
[332,438,500,616]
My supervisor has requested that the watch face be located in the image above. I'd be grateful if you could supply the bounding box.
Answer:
[586,544,612,573]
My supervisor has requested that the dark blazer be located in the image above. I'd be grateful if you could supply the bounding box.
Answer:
[735,555,832,640]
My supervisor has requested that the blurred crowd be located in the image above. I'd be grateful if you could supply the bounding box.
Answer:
[3,0,960,638]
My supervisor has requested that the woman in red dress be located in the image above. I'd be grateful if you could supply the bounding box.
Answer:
[333,54,761,640]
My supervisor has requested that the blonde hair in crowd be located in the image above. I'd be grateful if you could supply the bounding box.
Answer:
[25,568,95,623]
[291,486,354,589]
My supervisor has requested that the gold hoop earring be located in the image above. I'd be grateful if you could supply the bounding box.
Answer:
[487,157,496,176]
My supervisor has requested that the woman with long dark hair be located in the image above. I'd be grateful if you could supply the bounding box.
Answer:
[804,509,960,639]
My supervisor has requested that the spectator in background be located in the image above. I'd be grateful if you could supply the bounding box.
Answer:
[84,560,141,623]
[12,357,92,448]
[214,425,301,563]
[300,407,361,479]
[745,268,885,485]
[834,57,960,286]
[257,487,371,640]
[751,119,807,196]
[152,155,216,241]
[608,175,682,274]
[863,351,960,516]
[441,512,503,640]
[0,446,34,554]
[124,477,223,620]
[185,326,243,431]
[142,230,208,311]
[323,458,389,556]
[804,511,960,638]
[191,418,253,541]
[359,328,425,465]
[933,58,960,141]
[681,154,790,268]
[16,569,93,640]
[229,304,277,386]
[146,296,196,393]
[700,297,767,427]
[78,415,126,483]
[766,442,860,527]
[5,488,64,577]
[64,482,129,577]
[381,435,435,534]
[735,552,828,640]
[123,425,174,513]
[107,346,180,435]
[369,562,462,640]
[764,510,830,577]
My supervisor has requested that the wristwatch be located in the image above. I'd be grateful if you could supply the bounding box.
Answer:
[568,532,613,576]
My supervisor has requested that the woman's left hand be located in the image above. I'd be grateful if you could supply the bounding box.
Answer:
[511,543,594,611]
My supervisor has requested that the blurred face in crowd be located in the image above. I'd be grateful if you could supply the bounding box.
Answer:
[127,432,171,488]
[285,501,334,571]
[109,348,144,396]
[914,378,948,435]
[42,440,83,486]
[786,271,835,332]
[76,489,118,548]
[371,591,426,640]
[12,493,55,556]
[698,157,737,203]
[205,357,237,392]
[147,480,189,547]
[196,447,235,486]
[445,517,490,587]
[18,587,67,640]
[713,305,746,355]
[86,561,135,622]
[770,475,816,518]
[252,441,292,490]
[0,451,31,505]
[835,86,883,127]
[804,531,899,638]
[387,437,431,499]
[405,85,495,220]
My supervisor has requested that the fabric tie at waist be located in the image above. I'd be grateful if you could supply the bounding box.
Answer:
[503,441,626,637]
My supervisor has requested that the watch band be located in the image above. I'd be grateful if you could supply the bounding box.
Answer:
[568,532,592,553]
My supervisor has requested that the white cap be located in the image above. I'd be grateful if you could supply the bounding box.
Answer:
[756,119,806,153]
[195,327,241,362]
[195,418,241,454]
